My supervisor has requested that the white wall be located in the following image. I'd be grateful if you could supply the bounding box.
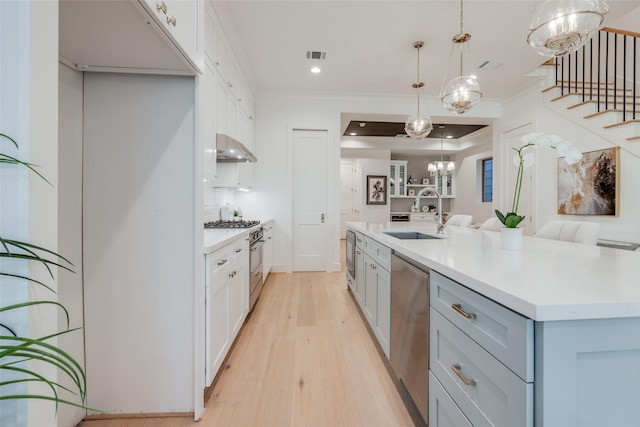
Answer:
[450,142,494,224]
[82,73,197,413]
[57,63,86,427]
[243,93,500,272]
[353,150,391,223]
[494,80,640,242]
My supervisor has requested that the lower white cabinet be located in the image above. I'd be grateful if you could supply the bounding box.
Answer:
[352,231,391,358]
[430,271,533,427]
[263,221,273,281]
[429,372,473,427]
[355,237,365,305]
[205,236,249,386]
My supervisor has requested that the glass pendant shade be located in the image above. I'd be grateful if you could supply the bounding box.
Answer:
[405,41,433,140]
[527,0,608,57]
[441,75,482,114]
[405,114,433,140]
[447,161,455,172]
[428,163,437,172]
[440,0,482,115]
[437,161,444,171]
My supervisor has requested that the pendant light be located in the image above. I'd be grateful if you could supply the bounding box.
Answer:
[440,0,482,115]
[429,126,455,174]
[405,41,433,140]
[527,0,609,57]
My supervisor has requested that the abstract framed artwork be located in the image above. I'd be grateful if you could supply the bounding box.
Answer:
[366,175,387,205]
[558,147,620,216]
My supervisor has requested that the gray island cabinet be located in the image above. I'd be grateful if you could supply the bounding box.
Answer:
[347,222,640,427]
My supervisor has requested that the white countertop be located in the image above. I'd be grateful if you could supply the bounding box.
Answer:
[347,221,640,322]
[203,219,272,254]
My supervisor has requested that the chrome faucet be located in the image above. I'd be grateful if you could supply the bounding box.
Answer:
[413,185,445,234]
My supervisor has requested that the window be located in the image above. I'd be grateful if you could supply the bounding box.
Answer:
[482,158,493,202]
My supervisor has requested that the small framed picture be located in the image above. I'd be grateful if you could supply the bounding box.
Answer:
[422,178,429,185]
[408,189,415,196]
[366,175,387,205]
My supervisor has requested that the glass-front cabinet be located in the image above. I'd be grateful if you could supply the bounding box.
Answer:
[435,173,455,197]
[390,160,407,198]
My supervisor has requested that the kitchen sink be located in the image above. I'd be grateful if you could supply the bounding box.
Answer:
[382,231,441,240]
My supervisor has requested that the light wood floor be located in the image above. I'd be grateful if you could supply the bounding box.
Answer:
[80,244,413,427]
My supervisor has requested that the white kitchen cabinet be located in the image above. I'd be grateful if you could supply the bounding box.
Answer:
[200,62,216,181]
[203,1,218,69]
[434,173,455,197]
[355,233,366,305]
[360,235,391,358]
[139,0,202,73]
[390,160,408,197]
[205,236,249,386]
[263,221,274,281]
[215,75,228,135]
[430,271,534,427]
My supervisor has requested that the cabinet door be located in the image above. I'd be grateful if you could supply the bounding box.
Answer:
[364,255,377,325]
[140,0,200,72]
[208,272,229,385]
[226,93,237,138]
[263,223,273,280]
[376,266,391,358]
[355,246,366,306]
[203,1,218,67]
[215,76,228,135]
[228,240,248,336]
[430,372,473,427]
[201,63,216,181]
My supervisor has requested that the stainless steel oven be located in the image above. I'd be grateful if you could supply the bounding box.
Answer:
[249,227,264,311]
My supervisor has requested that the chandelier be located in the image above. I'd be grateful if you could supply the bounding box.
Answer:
[405,41,433,140]
[428,126,455,175]
[440,0,482,114]
[527,0,609,57]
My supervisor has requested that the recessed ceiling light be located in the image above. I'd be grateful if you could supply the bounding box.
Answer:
[350,132,357,136]
[310,66,321,74]
[446,135,453,139]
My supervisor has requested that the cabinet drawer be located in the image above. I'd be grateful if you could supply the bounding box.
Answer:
[362,236,391,271]
[207,249,230,278]
[429,372,472,427]
[430,271,533,381]
[431,310,533,427]
[229,237,247,261]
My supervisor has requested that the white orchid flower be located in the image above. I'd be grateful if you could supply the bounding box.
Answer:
[556,141,583,165]
[520,132,543,145]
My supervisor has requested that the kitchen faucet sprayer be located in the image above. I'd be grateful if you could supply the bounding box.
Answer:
[413,186,445,234]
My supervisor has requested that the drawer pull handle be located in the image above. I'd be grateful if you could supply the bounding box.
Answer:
[452,303,476,320]
[451,364,476,387]
[217,259,228,266]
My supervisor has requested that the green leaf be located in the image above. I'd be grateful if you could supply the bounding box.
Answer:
[494,209,507,225]
[504,214,525,228]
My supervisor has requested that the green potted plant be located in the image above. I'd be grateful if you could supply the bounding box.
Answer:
[496,133,582,249]
[1,133,89,415]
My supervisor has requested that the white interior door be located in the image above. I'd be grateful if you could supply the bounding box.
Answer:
[293,129,329,271]
[501,123,535,235]
[340,160,354,239]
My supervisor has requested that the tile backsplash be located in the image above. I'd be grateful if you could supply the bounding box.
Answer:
[204,187,236,223]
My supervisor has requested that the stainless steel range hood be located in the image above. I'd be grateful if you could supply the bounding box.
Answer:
[216,134,257,163]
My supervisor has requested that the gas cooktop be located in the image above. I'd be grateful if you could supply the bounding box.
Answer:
[204,220,260,229]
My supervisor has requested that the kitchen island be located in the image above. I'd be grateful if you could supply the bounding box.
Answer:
[347,221,640,427]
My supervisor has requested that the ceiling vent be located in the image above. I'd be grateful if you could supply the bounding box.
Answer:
[478,60,504,70]
[306,51,327,60]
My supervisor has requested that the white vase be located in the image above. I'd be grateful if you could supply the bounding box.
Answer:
[501,227,523,250]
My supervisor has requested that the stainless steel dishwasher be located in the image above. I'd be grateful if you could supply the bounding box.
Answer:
[391,252,429,426]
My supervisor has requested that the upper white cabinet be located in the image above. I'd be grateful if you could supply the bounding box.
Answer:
[201,62,217,181]
[140,0,200,70]
[390,161,407,198]
[59,0,204,75]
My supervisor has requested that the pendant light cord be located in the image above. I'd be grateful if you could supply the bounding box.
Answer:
[416,43,421,117]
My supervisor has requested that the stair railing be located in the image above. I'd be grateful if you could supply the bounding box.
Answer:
[554,27,638,122]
